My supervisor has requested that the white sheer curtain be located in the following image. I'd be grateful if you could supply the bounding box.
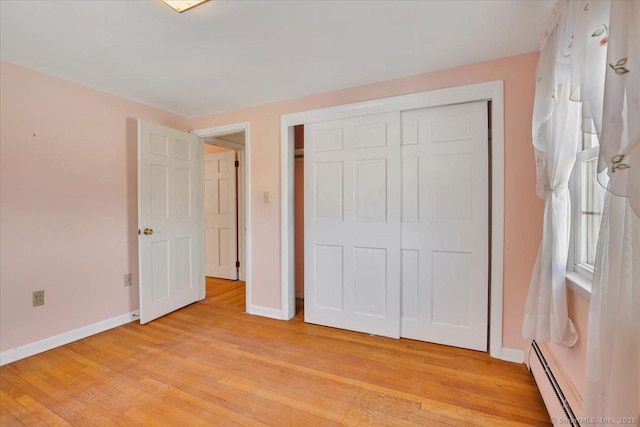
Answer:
[584,0,639,425]
[598,0,640,212]
[585,192,639,425]
[526,0,639,424]
[523,0,580,347]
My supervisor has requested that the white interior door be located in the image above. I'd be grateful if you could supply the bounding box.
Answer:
[204,151,238,280]
[138,120,203,324]
[304,112,401,338]
[400,102,489,351]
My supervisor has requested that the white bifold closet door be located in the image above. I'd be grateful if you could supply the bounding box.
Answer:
[304,112,402,338]
[400,102,489,351]
[304,102,488,351]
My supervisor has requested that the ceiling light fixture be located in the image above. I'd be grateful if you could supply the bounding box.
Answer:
[162,0,208,13]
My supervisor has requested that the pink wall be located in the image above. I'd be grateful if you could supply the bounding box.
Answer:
[549,288,590,398]
[0,61,191,352]
[191,52,544,350]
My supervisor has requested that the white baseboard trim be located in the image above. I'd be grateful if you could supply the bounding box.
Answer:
[0,310,140,366]
[501,347,525,364]
[247,304,283,320]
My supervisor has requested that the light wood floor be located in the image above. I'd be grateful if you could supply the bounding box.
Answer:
[1,277,550,426]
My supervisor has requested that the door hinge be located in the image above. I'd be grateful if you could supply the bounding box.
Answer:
[235,160,239,167]
[236,261,240,268]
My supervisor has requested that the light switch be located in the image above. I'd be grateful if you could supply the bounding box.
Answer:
[263,191,271,203]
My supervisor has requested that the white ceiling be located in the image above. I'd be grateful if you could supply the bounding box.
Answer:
[205,131,245,149]
[0,0,554,118]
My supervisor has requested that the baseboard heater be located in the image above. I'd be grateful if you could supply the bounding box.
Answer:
[530,340,581,427]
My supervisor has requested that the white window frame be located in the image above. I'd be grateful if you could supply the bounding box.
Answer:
[567,142,603,300]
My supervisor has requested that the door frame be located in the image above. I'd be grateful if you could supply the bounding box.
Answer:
[192,122,251,310]
[280,81,505,359]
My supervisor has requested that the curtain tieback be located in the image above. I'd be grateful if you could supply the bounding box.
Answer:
[543,184,568,193]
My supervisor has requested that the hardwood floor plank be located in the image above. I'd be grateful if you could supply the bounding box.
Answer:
[1,375,70,426]
[0,279,550,426]
[1,366,90,425]
[0,413,24,427]
[13,395,72,427]
[144,359,333,426]
[0,388,40,426]
[155,309,547,424]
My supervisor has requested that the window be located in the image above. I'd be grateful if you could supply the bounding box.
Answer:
[570,132,607,280]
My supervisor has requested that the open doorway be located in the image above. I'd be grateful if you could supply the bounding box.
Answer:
[191,122,252,313]
[203,133,246,282]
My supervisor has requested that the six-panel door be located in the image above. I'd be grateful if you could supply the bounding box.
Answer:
[138,120,202,324]
[304,112,402,338]
[400,102,489,351]
[204,151,238,280]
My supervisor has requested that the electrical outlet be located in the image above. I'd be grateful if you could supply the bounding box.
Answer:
[33,290,44,307]
[123,273,132,287]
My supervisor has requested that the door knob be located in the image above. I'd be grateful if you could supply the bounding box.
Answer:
[143,228,154,235]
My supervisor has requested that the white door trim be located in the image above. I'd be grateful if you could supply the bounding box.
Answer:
[192,122,252,312]
[238,150,246,281]
[280,81,505,359]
